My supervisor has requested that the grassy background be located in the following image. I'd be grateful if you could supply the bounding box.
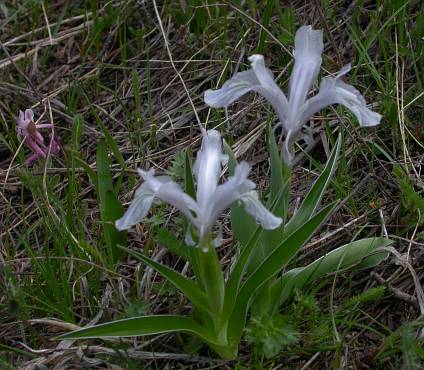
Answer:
[0,0,423,368]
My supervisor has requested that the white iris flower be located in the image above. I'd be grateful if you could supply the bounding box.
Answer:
[116,129,282,249]
[204,25,382,163]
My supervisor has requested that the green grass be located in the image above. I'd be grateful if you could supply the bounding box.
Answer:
[0,0,423,368]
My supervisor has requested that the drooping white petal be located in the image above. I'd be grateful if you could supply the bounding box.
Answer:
[116,169,199,231]
[184,227,196,246]
[194,129,227,214]
[240,191,282,229]
[287,26,324,132]
[204,55,289,124]
[201,161,255,236]
[299,64,382,128]
[204,69,262,107]
[141,172,199,224]
[115,182,155,231]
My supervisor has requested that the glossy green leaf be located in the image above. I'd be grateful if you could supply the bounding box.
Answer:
[255,127,290,270]
[228,201,337,343]
[183,151,204,289]
[57,315,219,345]
[224,141,257,248]
[184,150,196,198]
[283,134,341,237]
[267,125,290,209]
[273,237,393,306]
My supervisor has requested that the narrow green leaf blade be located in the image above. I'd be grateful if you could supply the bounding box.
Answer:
[94,114,126,171]
[274,237,393,305]
[57,315,219,345]
[224,141,257,248]
[223,186,286,317]
[183,151,205,289]
[284,134,341,237]
[228,201,337,343]
[184,150,196,198]
[97,140,126,263]
[155,228,190,261]
[121,246,212,315]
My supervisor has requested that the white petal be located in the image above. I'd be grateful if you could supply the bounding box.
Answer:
[150,178,199,223]
[204,55,289,124]
[300,64,382,127]
[202,161,255,234]
[115,182,155,230]
[184,227,196,246]
[282,130,295,165]
[194,129,226,214]
[287,26,323,131]
[204,69,261,107]
[116,169,199,231]
[249,55,290,124]
[240,191,282,229]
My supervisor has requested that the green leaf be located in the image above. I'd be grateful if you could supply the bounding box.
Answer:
[184,150,196,198]
[394,165,424,217]
[72,115,84,151]
[97,140,126,264]
[284,134,341,237]
[224,141,258,248]
[267,125,290,207]
[87,103,126,192]
[183,152,205,289]
[228,201,337,343]
[57,315,220,345]
[223,227,263,316]
[273,237,393,306]
[93,112,126,171]
[223,186,287,317]
[74,155,98,193]
[257,125,291,267]
[121,246,213,315]
[155,228,190,261]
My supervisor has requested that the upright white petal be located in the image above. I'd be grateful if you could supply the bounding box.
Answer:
[282,130,295,165]
[287,26,323,131]
[204,55,289,124]
[194,129,227,214]
[240,191,282,229]
[248,55,289,124]
[299,64,382,128]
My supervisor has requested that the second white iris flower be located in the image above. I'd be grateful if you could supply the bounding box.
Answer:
[116,129,282,249]
[204,25,382,163]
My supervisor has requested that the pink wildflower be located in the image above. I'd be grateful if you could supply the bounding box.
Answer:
[16,109,60,165]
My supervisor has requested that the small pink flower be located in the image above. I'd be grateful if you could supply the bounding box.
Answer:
[16,109,61,165]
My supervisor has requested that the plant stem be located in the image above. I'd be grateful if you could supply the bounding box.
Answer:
[199,240,225,317]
